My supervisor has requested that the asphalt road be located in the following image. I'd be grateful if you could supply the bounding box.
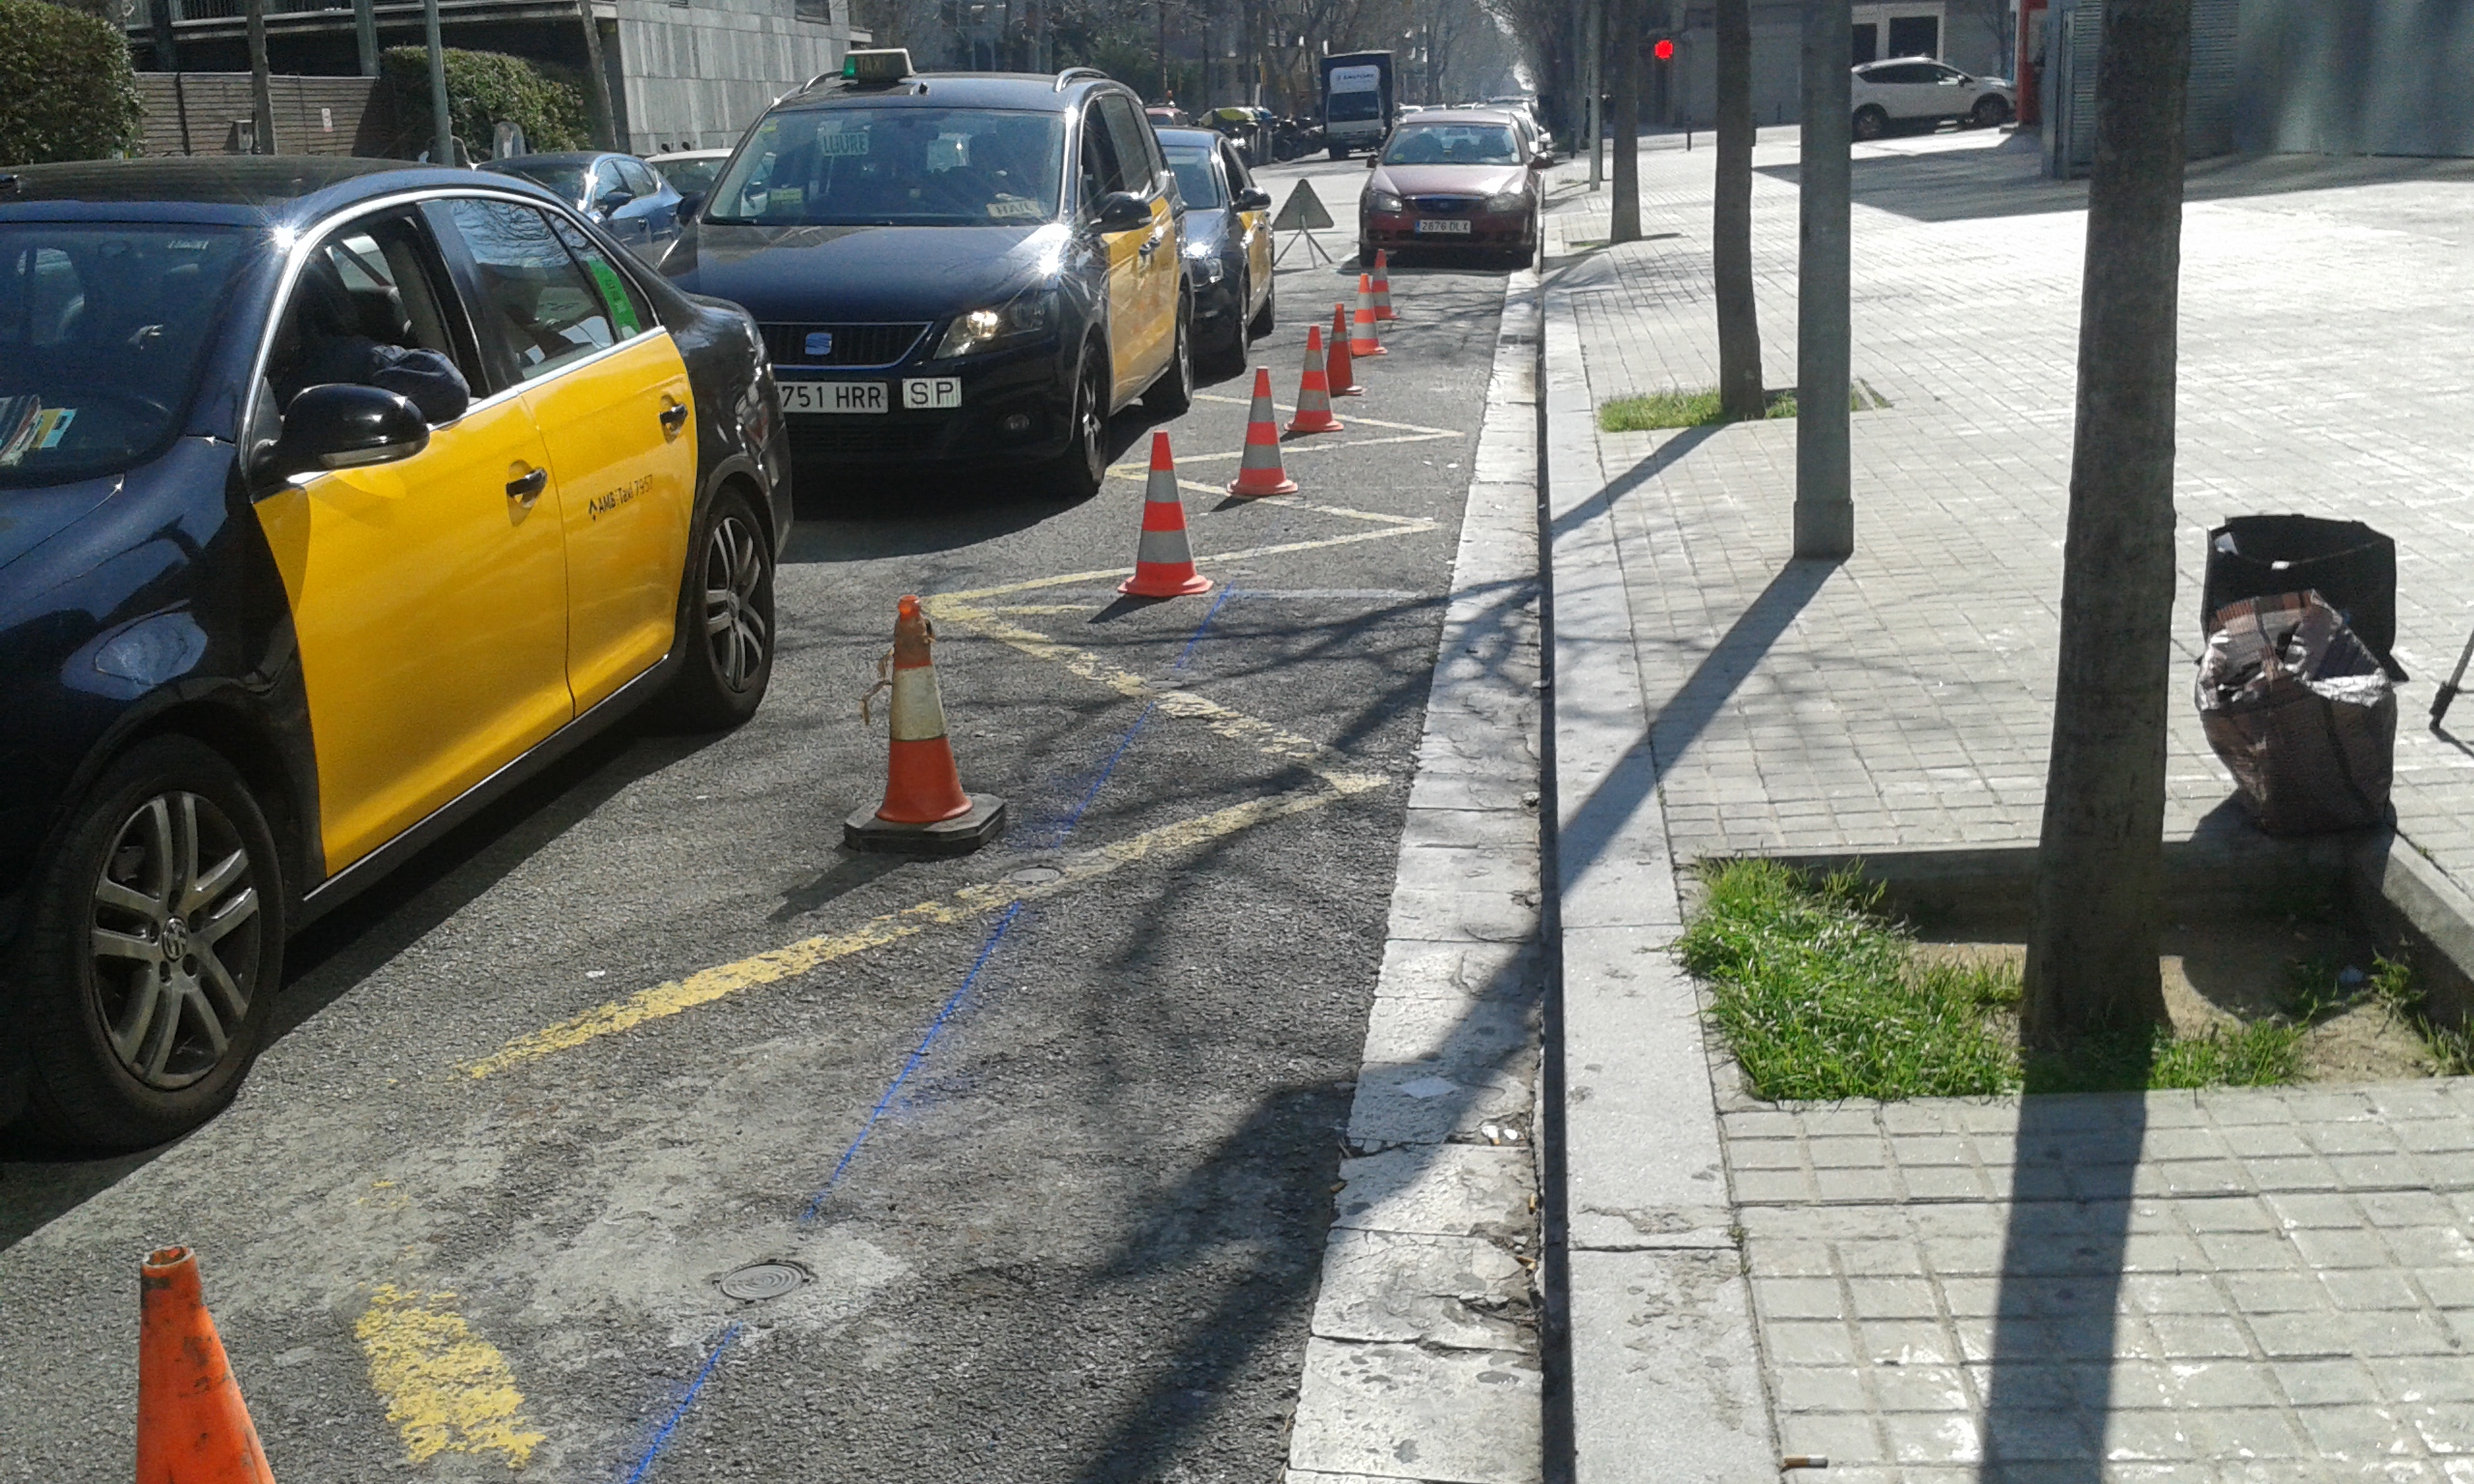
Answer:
[0,155,1515,1482]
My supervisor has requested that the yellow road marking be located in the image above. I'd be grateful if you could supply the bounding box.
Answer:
[356,1286,545,1468]
[462,775,1384,1077]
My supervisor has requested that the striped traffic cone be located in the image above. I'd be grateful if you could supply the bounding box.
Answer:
[136,1247,277,1484]
[1287,326,1343,435]
[1350,274,1387,357]
[1121,433,1214,597]
[1371,249,1396,321]
[1227,368,1301,497]
[1327,303,1362,397]
[845,595,1006,855]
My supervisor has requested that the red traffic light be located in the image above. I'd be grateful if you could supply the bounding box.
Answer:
[1653,38,1676,60]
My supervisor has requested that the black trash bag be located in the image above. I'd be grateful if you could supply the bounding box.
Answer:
[2202,515,2404,680]
[2197,590,2396,837]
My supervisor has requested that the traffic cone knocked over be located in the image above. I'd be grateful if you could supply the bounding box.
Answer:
[845,595,1006,855]
[1350,274,1387,357]
[1286,326,1343,435]
[1371,249,1396,321]
[137,1246,278,1484]
[1228,368,1301,496]
[1121,432,1214,598]
[1327,303,1361,397]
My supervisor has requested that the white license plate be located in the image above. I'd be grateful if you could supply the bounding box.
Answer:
[1416,218,1473,235]
[783,380,885,414]
[903,376,963,410]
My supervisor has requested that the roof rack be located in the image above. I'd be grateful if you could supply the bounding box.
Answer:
[1053,67,1108,91]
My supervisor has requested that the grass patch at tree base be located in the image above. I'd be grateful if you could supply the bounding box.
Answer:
[1678,860,2315,1102]
[1598,380,1890,433]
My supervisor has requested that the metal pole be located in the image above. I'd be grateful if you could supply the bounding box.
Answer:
[353,0,378,76]
[423,0,452,165]
[1159,0,1169,101]
[245,0,275,155]
[1795,0,1854,557]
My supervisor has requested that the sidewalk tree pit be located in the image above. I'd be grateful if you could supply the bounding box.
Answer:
[1679,860,2448,1101]
[1597,380,1889,434]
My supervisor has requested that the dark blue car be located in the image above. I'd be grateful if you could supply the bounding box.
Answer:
[481,150,687,263]
[0,157,789,1150]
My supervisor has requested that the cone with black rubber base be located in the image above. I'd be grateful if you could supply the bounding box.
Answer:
[846,595,1005,856]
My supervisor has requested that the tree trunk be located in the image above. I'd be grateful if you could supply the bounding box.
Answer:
[1607,0,1639,241]
[577,0,618,152]
[1712,0,1761,418]
[245,0,275,156]
[2021,0,2194,1044]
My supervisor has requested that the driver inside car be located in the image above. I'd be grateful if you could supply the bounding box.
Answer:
[270,254,471,426]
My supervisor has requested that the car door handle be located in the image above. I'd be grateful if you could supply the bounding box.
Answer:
[505,467,548,505]
[659,399,690,437]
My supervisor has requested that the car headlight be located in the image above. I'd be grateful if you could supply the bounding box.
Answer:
[1487,190,1529,214]
[1184,244,1226,284]
[933,289,1055,358]
[1368,189,1405,214]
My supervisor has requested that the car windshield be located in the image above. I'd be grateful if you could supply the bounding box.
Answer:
[657,157,725,197]
[705,107,1066,227]
[489,160,590,204]
[1161,145,1224,208]
[0,223,251,488]
[1383,124,1523,166]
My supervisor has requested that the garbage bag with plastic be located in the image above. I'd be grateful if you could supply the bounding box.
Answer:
[2196,589,2396,836]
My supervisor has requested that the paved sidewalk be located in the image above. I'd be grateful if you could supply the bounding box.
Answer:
[1543,130,2474,1481]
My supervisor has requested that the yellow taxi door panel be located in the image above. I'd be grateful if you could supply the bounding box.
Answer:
[1136,197,1176,378]
[1102,219,1147,406]
[1246,206,1272,300]
[252,400,572,872]
[522,332,696,711]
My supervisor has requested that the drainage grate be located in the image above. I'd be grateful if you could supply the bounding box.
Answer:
[1007,867,1063,886]
[716,1261,809,1302]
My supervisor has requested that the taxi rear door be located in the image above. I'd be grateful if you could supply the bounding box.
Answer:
[1081,102,1152,408]
[1095,95,1179,385]
[1223,139,1273,312]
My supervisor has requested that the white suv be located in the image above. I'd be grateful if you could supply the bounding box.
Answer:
[1850,60,2016,140]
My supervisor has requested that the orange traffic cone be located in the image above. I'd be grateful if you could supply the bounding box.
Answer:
[1286,326,1343,435]
[1228,368,1301,497]
[1371,249,1397,321]
[1327,303,1362,397]
[1121,432,1214,597]
[137,1247,277,1484]
[845,595,1006,855]
[1350,274,1387,357]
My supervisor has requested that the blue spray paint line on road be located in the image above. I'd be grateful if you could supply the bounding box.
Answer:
[1041,700,1156,847]
[800,901,1024,1222]
[622,1322,743,1484]
[1174,585,1238,671]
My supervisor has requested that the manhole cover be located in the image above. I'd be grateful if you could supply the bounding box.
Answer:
[1007,867,1063,886]
[717,1262,809,1302]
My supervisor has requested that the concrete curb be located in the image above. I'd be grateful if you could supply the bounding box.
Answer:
[1283,269,1548,1484]
[1540,230,1778,1482]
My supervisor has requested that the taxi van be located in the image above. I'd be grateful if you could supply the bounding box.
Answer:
[0,158,790,1149]
[659,52,1194,498]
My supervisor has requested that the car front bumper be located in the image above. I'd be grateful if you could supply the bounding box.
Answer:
[776,338,1075,466]
[1361,208,1534,248]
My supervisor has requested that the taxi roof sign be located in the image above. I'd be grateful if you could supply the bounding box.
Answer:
[842,48,912,84]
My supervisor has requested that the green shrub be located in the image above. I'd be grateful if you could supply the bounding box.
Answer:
[382,46,590,159]
[0,0,144,166]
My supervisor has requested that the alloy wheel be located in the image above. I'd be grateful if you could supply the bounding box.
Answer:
[703,512,770,693]
[86,791,263,1090]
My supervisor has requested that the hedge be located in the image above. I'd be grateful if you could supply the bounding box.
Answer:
[381,45,590,159]
[0,0,144,166]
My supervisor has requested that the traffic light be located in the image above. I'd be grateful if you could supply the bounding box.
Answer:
[1652,37,1676,61]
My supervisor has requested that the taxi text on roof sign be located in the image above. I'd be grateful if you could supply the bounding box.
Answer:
[843,48,913,84]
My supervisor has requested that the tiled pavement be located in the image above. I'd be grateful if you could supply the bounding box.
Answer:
[1544,131,2474,1480]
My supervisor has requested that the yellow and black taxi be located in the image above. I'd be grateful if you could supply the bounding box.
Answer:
[657,53,1193,498]
[0,157,790,1150]
[1155,127,1275,372]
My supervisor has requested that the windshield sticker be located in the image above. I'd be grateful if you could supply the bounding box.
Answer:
[0,398,64,467]
[582,257,642,336]
[986,196,1044,219]
[36,408,75,448]
[818,131,872,157]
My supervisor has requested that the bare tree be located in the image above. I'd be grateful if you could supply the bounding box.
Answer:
[1606,0,1638,241]
[2021,0,2194,1044]
[1712,0,1761,417]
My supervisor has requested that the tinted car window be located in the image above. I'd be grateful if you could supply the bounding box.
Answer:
[1080,106,1132,202]
[431,198,619,384]
[1221,140,1253,191]
[1097,96,1162,195]
[656,157,724,197]
[261,213,472,429]
[493,159,590,205]
[617,158,660,196]
[1161,142,1224,208]
[0,224,250,486]
[546,214,654,340]
[705,107,1065,226]
[1382,123,1522,166]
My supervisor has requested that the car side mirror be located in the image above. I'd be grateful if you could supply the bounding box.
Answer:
[1094,190,1151,231]
[1366,155,1379,169]
[268,384,428,482]
[675,189,705,220]
[1234,186,1272,210]
[1528,153,1550,170]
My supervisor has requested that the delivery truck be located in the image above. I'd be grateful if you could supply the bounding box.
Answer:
[1319,51,1395,159]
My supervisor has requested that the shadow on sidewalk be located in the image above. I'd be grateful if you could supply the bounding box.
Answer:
[1980,1074,2153,1472]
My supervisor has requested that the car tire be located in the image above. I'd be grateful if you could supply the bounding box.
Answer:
[1249,275,1276,342]
[661,484,776,730]
[13,736,285,1153]
[1208,275,1251,374]
[1853,105,1889,142]
[1971,95,2012,128]
[1045,345,1109,500]
[1144,298,1194,417]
